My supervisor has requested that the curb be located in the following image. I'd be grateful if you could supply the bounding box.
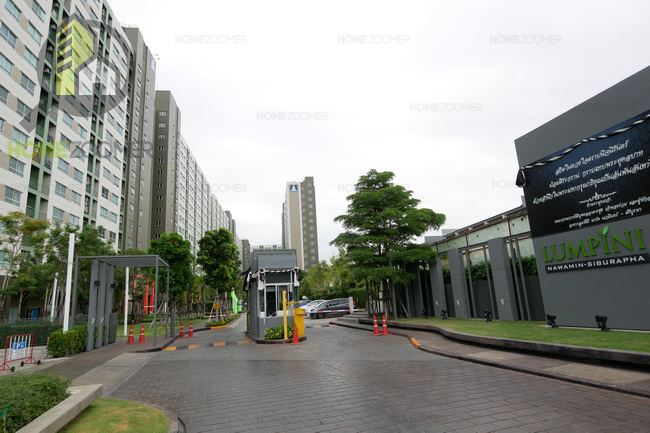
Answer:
[358,318,650,367]
[334,321,650,400]
[16,384,103,433]
[244,332,307,345]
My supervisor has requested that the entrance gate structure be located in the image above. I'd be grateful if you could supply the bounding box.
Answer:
[70,255,171,351]
[243,249,300,339]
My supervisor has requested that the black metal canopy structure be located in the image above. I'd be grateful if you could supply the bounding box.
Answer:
[71,255,171,350]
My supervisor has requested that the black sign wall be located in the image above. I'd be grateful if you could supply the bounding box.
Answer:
[518,110,650,238]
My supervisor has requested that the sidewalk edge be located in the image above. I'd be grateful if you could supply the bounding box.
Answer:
[333,321,650,400]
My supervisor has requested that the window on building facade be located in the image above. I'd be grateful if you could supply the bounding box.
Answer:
[32,0,45,21]
[4,186,20,206]
[24,48,38,69]
[8,157,24,176]
[57,159,69,174]
[5,0,21,21]
[52,207,64,222]
[55,182,66,198]
[0,23,17,48]
[73,168,83,183]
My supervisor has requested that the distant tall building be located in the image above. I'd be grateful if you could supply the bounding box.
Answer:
[281,176,319,270]
[241,239,250,271]
[122,27,156,251]
[152,90,238,255]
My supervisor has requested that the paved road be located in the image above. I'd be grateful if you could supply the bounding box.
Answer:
[111,317,650,433]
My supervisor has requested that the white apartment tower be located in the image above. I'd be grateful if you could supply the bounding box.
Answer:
[282,176,319,270]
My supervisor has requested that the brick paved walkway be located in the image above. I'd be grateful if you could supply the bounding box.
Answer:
[110,318,650,433]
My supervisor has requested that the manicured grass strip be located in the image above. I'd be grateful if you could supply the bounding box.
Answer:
[118,324,173,339]
[60,398,168,433]
[398,318,650,353]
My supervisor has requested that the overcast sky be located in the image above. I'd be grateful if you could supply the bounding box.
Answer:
[108,0,650,261]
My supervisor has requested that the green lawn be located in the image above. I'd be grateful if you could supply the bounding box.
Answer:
[398,317,650,353]
[60,398,168,433]
[118,320,205,339]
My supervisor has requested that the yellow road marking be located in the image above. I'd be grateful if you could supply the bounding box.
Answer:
[410,337,421,349]
[238,340,250,345]
[313,325,321,328]
[211,325,228,330]
[164,347,177,351]
[188,344,200,349]
[330,324,338,326]
[213,342,226,347]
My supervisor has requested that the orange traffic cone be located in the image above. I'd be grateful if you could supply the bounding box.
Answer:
[188,322,194,338]
[372,315,381,336]
[138,324,146,343]
[382,314,390,335]
[179,322,185,338]
[290,325,300,345]
[127,325,135,344]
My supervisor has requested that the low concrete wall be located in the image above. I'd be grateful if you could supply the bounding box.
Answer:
[358,318,650,366]
[17,384,102,433]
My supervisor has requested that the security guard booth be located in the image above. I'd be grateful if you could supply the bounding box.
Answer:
[244,249,301,339]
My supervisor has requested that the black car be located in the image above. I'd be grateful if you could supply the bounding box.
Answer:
[309,298,355,319]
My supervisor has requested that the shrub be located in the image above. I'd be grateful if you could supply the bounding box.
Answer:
[264,325,294,340]
[0,322,62,349]
[204,314,238,328]
[0,373,70,432]
[46,324,88,358]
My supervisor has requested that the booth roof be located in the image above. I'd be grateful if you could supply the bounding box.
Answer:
[76,255,170,269]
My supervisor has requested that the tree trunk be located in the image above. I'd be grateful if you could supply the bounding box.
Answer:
[17,289,25,319]
[365,278,371,318]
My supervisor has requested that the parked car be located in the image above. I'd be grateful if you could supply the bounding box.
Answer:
[309,298,356,319]
[301,300,325,317]
[297,300,312,309]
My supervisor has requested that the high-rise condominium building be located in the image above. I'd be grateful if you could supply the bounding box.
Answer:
[281,176,319,270]
[0,0,147,249]
[152,90,238,255]
[122,27,156,251]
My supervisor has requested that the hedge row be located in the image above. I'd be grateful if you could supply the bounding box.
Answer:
[204,314,239,328]
[0,322,62,349]
[0,373,70,433]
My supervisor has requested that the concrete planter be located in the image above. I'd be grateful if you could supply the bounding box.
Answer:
[16,384,102,433]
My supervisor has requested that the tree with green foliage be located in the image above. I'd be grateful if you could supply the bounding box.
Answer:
[113,248,148,315]
[0,211,49,312]
[6,228,50,317]
[148,232,193,305]
[44,223,115,308]
[300,260,330,299]
[331,169,446,319]
[197,228,241,305]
